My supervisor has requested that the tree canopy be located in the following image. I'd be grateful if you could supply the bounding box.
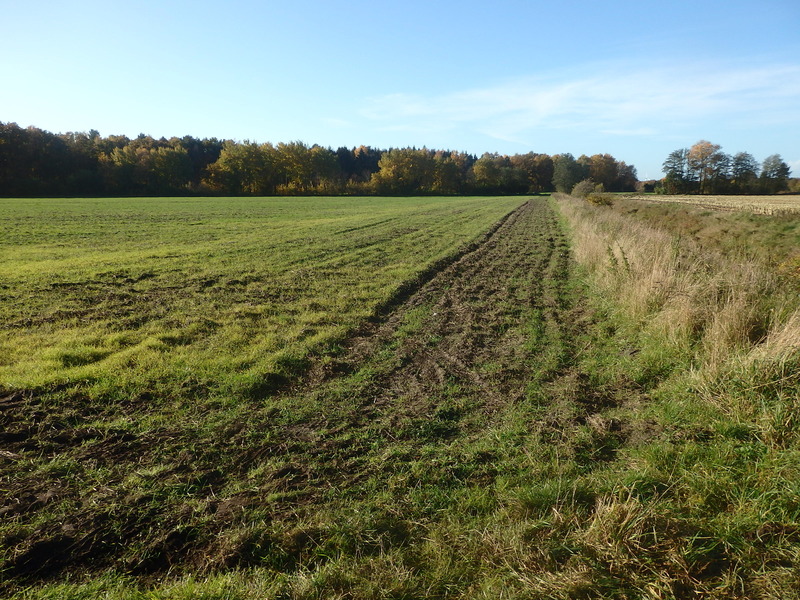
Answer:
[661,141,791,194]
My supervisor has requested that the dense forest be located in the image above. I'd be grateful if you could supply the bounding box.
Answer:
[0,122,638,197]
[661,140,792,194]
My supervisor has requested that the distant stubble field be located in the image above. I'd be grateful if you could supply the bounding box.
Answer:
[626,194,800,215]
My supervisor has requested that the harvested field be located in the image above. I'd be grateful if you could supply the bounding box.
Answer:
[625,193,800,214]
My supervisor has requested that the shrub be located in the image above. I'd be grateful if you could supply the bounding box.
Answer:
[572,180,613,206]
[571,179,598,198]
[586,192,614,206]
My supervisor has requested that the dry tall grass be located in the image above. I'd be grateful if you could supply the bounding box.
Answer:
[554,194,800,597]
[555,193,799,381]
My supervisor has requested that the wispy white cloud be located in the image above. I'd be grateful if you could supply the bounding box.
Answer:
[321,117,353,129]
[601,128,658,136]
[360,61,800,144]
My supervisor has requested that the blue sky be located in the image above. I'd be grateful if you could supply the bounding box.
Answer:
[3,0,799,179]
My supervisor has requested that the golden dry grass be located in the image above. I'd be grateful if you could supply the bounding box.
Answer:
[555,193,797,372]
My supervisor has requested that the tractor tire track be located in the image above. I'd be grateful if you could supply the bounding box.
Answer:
[327,197,576,421]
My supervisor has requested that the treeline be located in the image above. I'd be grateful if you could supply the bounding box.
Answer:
[0,123,224,196]
[0,122,637,197]
[661,140,792,195]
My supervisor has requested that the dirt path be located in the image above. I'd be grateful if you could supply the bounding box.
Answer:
[322,197,575,428]
[212,197,596,523]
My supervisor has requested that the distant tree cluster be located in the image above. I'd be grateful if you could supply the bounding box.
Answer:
[661,141,791,195]
[551,153,638,194]
[0,122,638,197]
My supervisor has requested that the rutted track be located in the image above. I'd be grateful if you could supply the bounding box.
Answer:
[324,197,575,423]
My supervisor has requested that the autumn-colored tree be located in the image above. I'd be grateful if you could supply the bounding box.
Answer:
[577,153,638,192]
[470,153,528,194]
[687,140,729,194]
[1,120,642,197]
[203,141,278,195]
[371,148,437,195]
[273,141,339,192]
[586,154,618,190]
[150,146,192,193]
[432,155,462,194]
[471,153,504,192]
[509,152,553,193]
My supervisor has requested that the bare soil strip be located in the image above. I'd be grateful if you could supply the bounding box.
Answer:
[3,198,614,586]
[323,196,574,419]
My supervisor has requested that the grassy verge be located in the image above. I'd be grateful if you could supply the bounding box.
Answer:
[553,193,800,597]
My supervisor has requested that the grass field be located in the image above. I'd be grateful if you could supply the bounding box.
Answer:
[0,196,522,398]
[2,195,800,598]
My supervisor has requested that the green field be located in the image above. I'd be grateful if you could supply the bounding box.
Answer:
[0,196,522,397]
[2,195,800,598]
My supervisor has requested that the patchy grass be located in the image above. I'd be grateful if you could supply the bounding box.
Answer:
[0,196,522,399]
